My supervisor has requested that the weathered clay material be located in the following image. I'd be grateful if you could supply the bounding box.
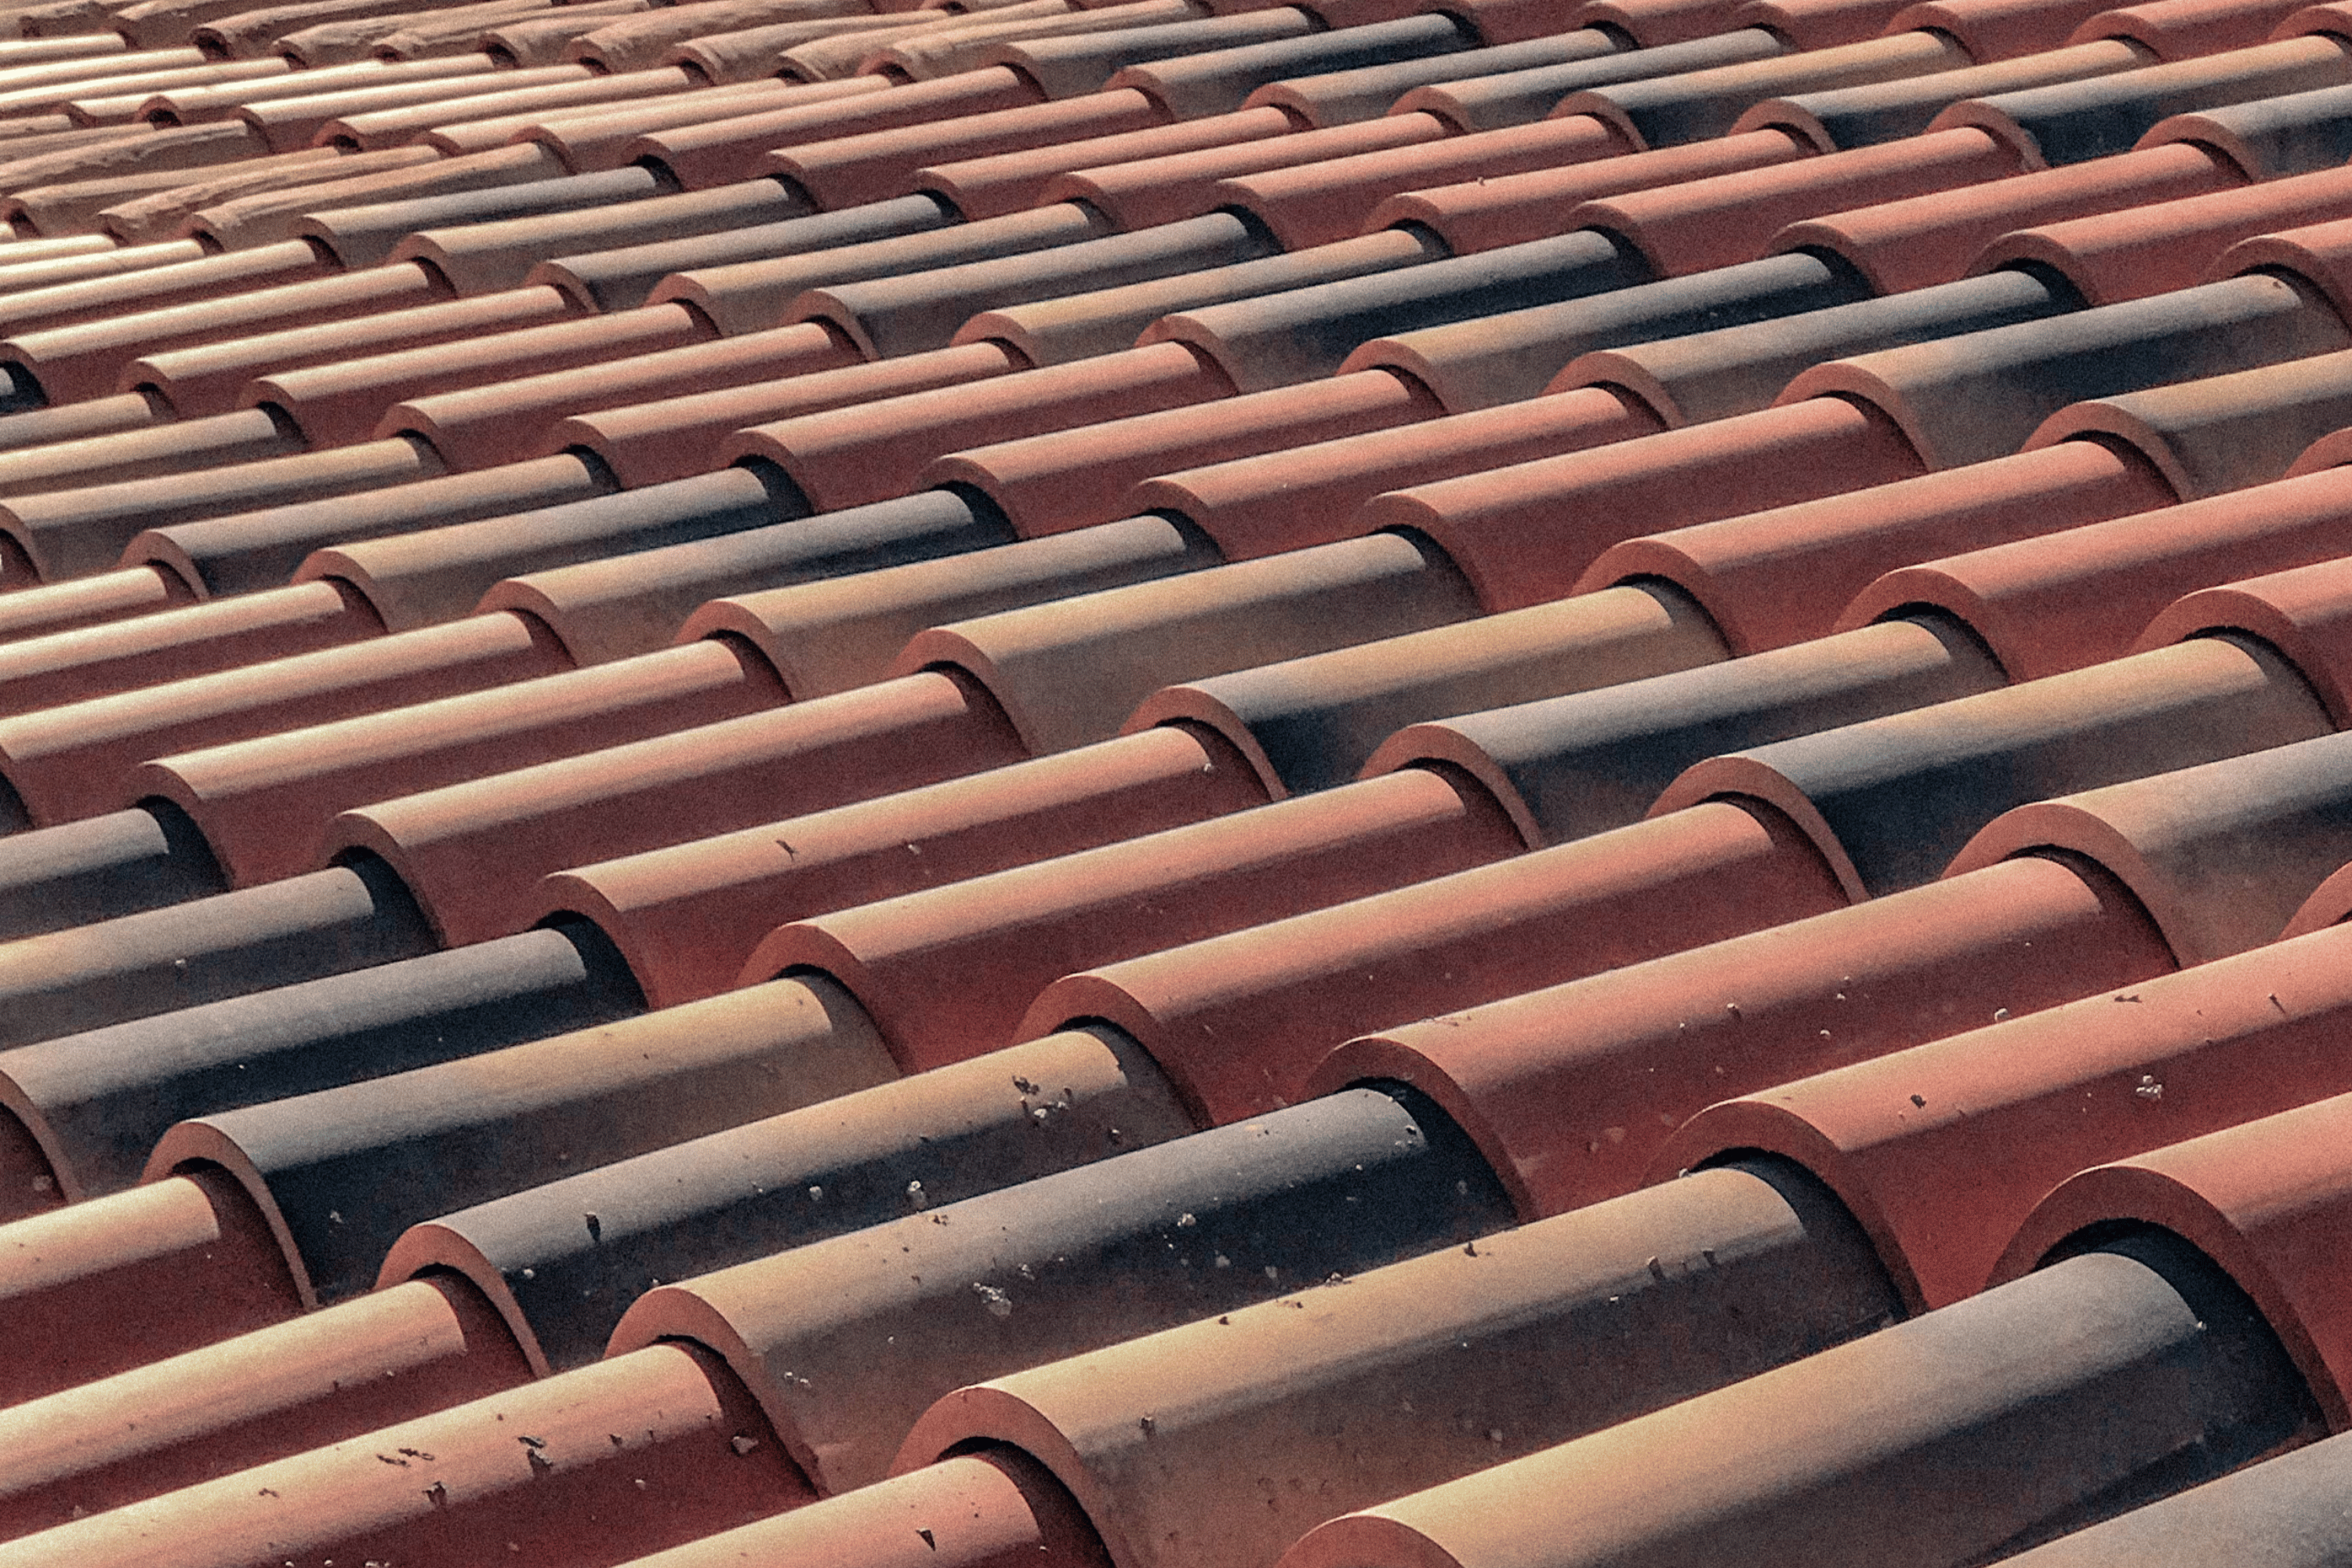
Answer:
[466,481,1014,660]
[1587,439,2176,652]
[1652,915,2352,1308]
[1025,799,1850,1122]
[1363,613,2007,847]
[1280,1234,2318,1568]
[608,1084,1512,1495]
[386,1023,1190,1373]
[5,919,642,1207]
[0,854,436,1053]
[0,1274,528,1541]
[1653,633,2332,898]
[0,1165,300,1404]
[1320,851,2173,1218]
[748,761,1523,1067]
[540,721,1261,1007]
[897,1158,1902,1568]
[328,669,1030,946]
[1128,581,1732,795]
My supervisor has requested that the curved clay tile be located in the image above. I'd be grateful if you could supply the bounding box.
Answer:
[0,1274,526,1542]
[1281,1230,2318,1568]
[1393,27,1783,131]
[1359,250,1866,413]
[1652,633,2332,897]
[0,563,191,644]
[2023,342,2352,498]
[1951,731,2352,964]
[916,100,1296,219]
[1566,265,2077,426]
[1987,1425,2352,1564]
[472,485,1011,665]
[774,89,1173,212]
[1929,32,2352,166]
[731,340,1232,511]
[633,69,1047,192]
[1319,851,2171,1217]
[1975,161,2352,303]
[1362,612,2005,844]
[961,230,1444,368]
[307,463,810,635]
[2,920,640,1204]
[604,1084,1512,1495]
[1138,230,1653,394]
[887,530,1478,756]
[2065,0,2314,60]
[2134,553,2352,721]
[0,1340,812,1568]
[191,144,579,249]
[895,1158,1898,1568]
[325,67,699,156]
[140,635,783,886]
[568,1450,1112,1568]
[1838,456,2352,678]
[1362,393,1926,610]
[1654,913,2352,1308]
[6,439,434,586]
[1782,271,2349,472]
[985,9,1320,103]
[1371,125,1809,252]
[789,211,1272,361]
[94,144,444,245]
[659,201,1116,339]
[517,78,822,174]
[0,1167,300,1400]
[560,346,1025,489]
[1573,126,2025,277]
[1037,115,1445,232]
[1131,383,1662,560]
[682,514,1221,699]
[1247,27,1618,128]
[420,178,857,305]
[1780,140,2242,292]
[0,577,380,718]
[294,163,675,267]
[1126,580,1728,793]
[125,971,910,1311]
[325,669,1029,945]
[540,720,1265,1007]
[1556,29,1970,147]
[387,1022,1192,1373]
[0,854,435,1052]
[386,319,851,472]
[744,761,1519,1067]
[1725,41,2147,151]
[1022,797,1848,1120]
[0,414,310,564]
[924,368,1436,534]
[1998,1090,2352,1433]
[0,608,567,826]
[6,258,448,406]
[1739,0,1916,47]
[2138,75,2352,173]
[1214,113,1628,250]
[1105,13,1475,122]
[130,286,595,419]
[136,450,613,597]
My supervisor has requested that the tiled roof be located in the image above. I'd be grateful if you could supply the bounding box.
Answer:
[0,0,2348,1559]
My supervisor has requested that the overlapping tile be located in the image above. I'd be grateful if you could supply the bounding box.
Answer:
[0,0,2347,1559]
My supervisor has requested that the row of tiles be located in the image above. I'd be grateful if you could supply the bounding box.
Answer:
[4,2,2352,1568]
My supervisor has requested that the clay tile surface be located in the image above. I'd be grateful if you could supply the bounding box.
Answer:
[5,4,2352,1563]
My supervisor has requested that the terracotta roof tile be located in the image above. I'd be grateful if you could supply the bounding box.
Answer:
[7,0,2352,1553]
